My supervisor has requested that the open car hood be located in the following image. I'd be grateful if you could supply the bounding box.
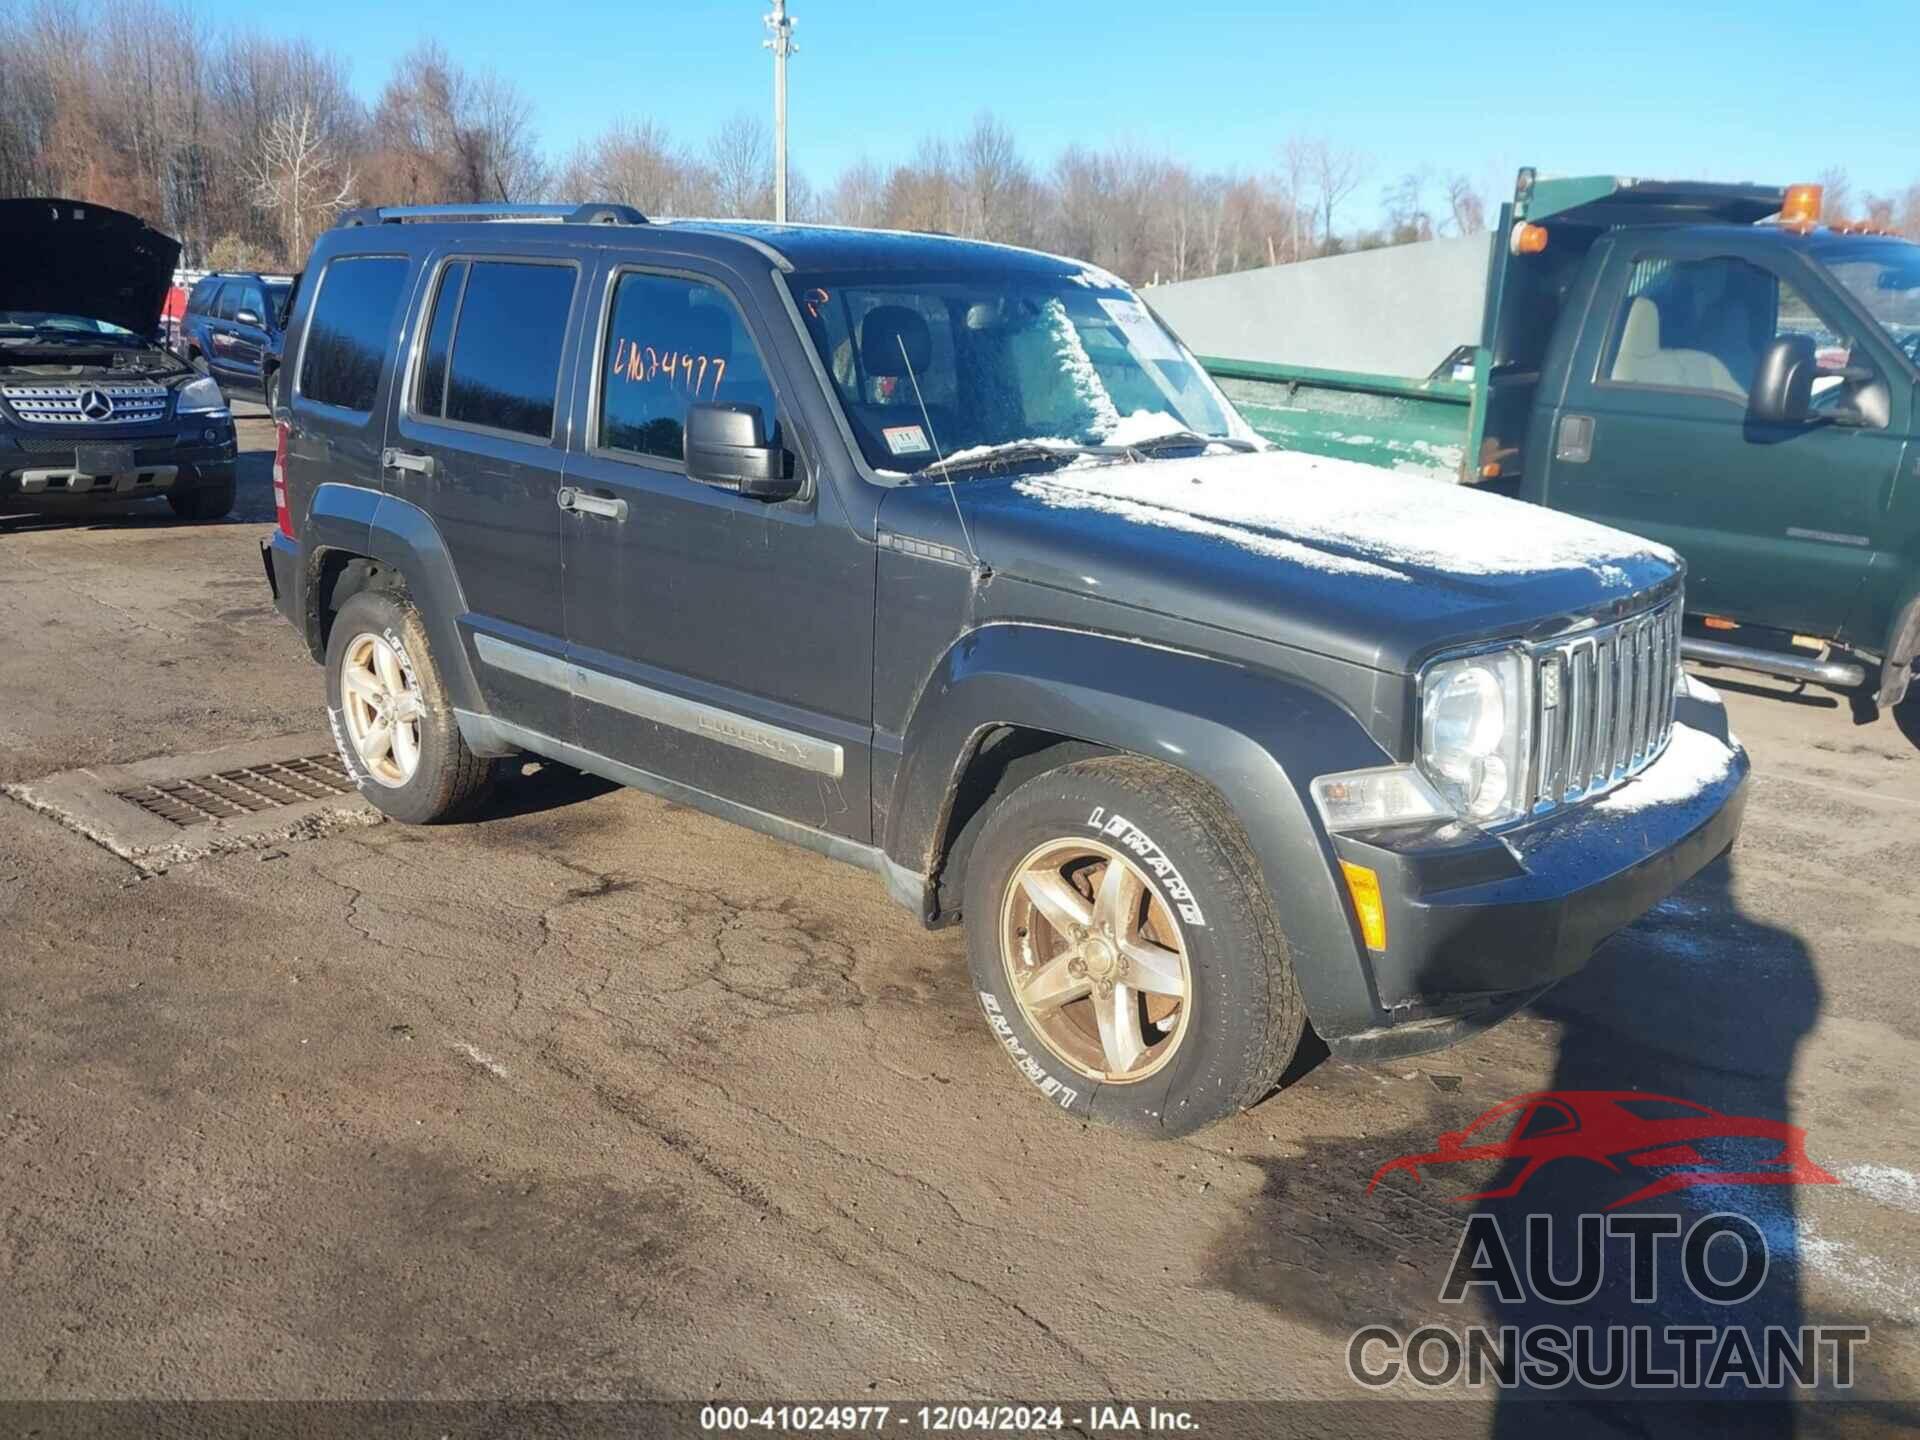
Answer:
[0,198,180,336]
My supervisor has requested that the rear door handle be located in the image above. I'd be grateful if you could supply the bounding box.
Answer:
[382,448,435,478]
[557,486,628,522]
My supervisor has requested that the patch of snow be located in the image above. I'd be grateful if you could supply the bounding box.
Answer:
[1683,672,1722,704]
[1102,409,1187,446]
[1689,1184,1920,1325]
[924,411,1242,474]
[453,1042,510,1080]
[1014,482,1408,580]
[1012,447,1680,583]
[1841,1164,1920,1215]
[1062,262,1128,291]
[1590,724,1737,815]
[1043,299,1122,433]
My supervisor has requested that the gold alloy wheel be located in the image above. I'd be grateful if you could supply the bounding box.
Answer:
[339,631,425,788]
[999,836,1194,1083]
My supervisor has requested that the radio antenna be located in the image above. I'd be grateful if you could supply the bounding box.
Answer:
[897,334,987,578]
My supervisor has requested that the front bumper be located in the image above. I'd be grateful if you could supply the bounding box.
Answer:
[0,419,238,503]
[1323,686,1749,1060]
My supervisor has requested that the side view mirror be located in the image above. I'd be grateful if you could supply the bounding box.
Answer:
[235,308,262,326]
[684,403,799,501]
[1750,335,1815,424]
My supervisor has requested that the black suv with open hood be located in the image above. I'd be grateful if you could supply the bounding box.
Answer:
[0,199,237,520]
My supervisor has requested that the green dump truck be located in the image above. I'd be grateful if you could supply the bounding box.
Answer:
[1157,170,1920,719]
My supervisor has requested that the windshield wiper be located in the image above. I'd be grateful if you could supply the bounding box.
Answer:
[916,441,1108,481]
[1103,430,1259,457]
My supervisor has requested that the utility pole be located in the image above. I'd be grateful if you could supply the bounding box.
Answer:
[763,1,796,222]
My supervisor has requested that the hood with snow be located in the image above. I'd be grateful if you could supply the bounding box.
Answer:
[0,198,181,336]
[947,449,1683,673]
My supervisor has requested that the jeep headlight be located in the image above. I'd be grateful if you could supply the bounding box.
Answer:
[176,376,228,415]
[1418,648,1533,825]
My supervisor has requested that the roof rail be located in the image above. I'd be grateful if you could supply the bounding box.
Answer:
[333,202,648,229]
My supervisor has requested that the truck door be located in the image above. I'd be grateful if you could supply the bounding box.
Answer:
[557,257,876,843]
[1542,243,1900,637]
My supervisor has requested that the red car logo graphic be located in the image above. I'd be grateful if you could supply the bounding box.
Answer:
[1368,1090,1836,1210]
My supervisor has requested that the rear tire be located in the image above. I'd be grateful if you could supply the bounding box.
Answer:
[324,589,494,824]
[963,755,1306,1136]
[167,475,236,522]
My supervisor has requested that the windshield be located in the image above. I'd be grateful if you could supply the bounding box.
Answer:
[787,269,1255,477]
[0,310,137,340]
[1812,237,1920,367]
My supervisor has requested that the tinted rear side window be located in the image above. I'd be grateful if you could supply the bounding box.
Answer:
[442,261,577,439]
[189,278,219,313]
[300,256,410,415]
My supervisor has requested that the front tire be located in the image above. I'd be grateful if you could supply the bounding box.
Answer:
[324,589,494,823]
[963,755,1306,1136]
[166,474,236,521]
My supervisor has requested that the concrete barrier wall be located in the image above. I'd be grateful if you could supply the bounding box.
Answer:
[1145,234,1494,379]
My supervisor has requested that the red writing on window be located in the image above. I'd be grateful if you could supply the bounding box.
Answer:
[610,337,728,399]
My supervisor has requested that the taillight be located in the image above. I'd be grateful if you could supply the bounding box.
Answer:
[273,420,294,538]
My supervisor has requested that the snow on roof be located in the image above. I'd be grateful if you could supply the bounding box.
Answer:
[1013,448,1679,586]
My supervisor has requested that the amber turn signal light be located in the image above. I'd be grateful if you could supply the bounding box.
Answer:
[1340,861,1388,952]
[1510,223,1549,256]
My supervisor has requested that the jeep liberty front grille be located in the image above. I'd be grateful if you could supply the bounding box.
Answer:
[1,383,169,425]
[1529,599,1682,814]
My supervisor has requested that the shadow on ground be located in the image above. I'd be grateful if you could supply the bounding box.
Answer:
[1203,852,1912,1434]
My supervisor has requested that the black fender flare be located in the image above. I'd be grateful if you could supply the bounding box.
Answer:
[304,483,487,719]
[883,621,1394,1039]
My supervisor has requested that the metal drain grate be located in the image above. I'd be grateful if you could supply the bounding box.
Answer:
[114,753,356,828]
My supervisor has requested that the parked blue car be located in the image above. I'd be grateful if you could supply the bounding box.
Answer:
[179,271,296,407]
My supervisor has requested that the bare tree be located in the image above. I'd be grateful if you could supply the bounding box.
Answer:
[708,111,772,218]
[1443,173,1487,236]
[956,112,1034,244]
[1817,166,1854,224]
[881,137,959,236]
[827,156,885,228]
[362,43,542,205]
[1306,139,1368,254]
[248,99,354,262]
[1382,170,1435,245]
[555,119,714,215]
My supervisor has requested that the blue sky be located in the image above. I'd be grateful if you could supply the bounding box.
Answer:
[205,0,1915,224]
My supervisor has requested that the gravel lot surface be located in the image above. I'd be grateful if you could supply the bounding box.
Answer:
[3,403,1916,1433]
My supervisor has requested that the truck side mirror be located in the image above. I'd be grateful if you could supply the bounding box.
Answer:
[683,403,800,501]
[235,308,262,327]
[1750,335,1815,424]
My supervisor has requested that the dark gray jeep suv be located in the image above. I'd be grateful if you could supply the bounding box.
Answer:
[262,202,1749,1134]
[1,199,239,520]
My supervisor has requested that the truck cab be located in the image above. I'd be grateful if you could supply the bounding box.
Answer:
[1166,174,1920,718]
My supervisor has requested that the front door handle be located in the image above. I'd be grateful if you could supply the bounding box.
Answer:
[557,486,628,522]
[382,448,436,478]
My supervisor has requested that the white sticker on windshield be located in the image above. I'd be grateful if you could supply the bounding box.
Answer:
[883,425,930,456]
[1098,298,1183,362]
